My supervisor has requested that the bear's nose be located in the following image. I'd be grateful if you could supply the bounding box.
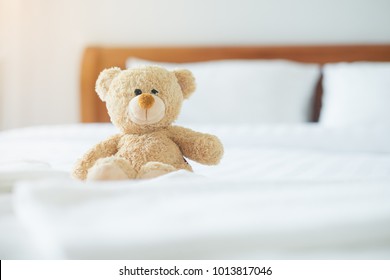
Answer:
[138,93,155,110]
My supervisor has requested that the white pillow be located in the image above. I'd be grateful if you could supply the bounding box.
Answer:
[320,62,390,127]
[127,58,320,124]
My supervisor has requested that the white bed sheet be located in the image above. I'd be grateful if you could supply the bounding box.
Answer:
[1,123,390,259]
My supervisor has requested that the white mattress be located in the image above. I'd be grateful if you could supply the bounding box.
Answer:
[1,123,390,259]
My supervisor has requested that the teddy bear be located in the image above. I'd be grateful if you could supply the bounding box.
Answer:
[73,65,223,180]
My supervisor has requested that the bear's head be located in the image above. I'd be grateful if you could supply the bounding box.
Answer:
[95,66,196,133]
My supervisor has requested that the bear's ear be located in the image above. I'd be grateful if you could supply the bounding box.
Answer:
[95,67,121,101]
[173,69,196,99]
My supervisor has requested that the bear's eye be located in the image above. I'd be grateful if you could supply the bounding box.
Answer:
[151,89,159,95]
[134,89,142,96]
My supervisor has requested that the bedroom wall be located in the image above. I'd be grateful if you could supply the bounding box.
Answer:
[0,0,389,129]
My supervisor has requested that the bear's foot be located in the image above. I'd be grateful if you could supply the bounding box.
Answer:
[87,156,137,181]
[137,162,177,179]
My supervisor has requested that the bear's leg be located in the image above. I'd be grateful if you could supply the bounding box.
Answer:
[137,162,177,179]
[87,156,137,181]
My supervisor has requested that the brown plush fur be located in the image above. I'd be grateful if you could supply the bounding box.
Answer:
[73,65,223,180]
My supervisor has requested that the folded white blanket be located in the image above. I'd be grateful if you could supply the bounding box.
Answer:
[0,160,69,192]
[13,172,390,259]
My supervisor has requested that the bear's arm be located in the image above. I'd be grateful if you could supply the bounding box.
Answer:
[72,134,122,180]
[168,126,223,165]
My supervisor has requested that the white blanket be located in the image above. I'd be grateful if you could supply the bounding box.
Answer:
[1,124,390,259]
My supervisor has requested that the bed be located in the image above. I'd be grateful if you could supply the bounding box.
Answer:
[1,45,390,259]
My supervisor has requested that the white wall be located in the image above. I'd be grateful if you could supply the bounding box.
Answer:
[0,0,389,129]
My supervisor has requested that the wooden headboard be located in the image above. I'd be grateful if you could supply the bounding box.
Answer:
[80,45,390,123]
